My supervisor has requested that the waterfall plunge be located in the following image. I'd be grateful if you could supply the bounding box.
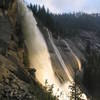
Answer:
[17,0,58,86]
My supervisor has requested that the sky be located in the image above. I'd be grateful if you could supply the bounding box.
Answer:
[25,0,100,14]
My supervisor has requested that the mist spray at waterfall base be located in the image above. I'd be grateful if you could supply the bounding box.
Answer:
[17,0,87,99]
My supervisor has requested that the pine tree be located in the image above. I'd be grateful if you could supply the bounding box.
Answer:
[69,69,85,100]
[69,82,84,100]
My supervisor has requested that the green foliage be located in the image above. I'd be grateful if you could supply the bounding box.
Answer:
[69,82,85,100]
[44,80,63,100]
[45,80,54,96]
[28,80,57,100]
[28,4,100,38]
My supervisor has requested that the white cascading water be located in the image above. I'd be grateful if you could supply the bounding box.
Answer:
[17,0,87,100]
[62,40,81,71]
[17,0,58,86]
[48,32,73,82]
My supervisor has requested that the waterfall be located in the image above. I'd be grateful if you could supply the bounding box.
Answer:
[17,0,57,85]
[62,40,81,71]
[17,0,87,100]
[48,32,73,82]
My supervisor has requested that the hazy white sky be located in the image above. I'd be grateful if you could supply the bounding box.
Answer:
[25,0,100,13]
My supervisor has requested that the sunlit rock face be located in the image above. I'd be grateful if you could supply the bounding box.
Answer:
[17,0,84,99]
